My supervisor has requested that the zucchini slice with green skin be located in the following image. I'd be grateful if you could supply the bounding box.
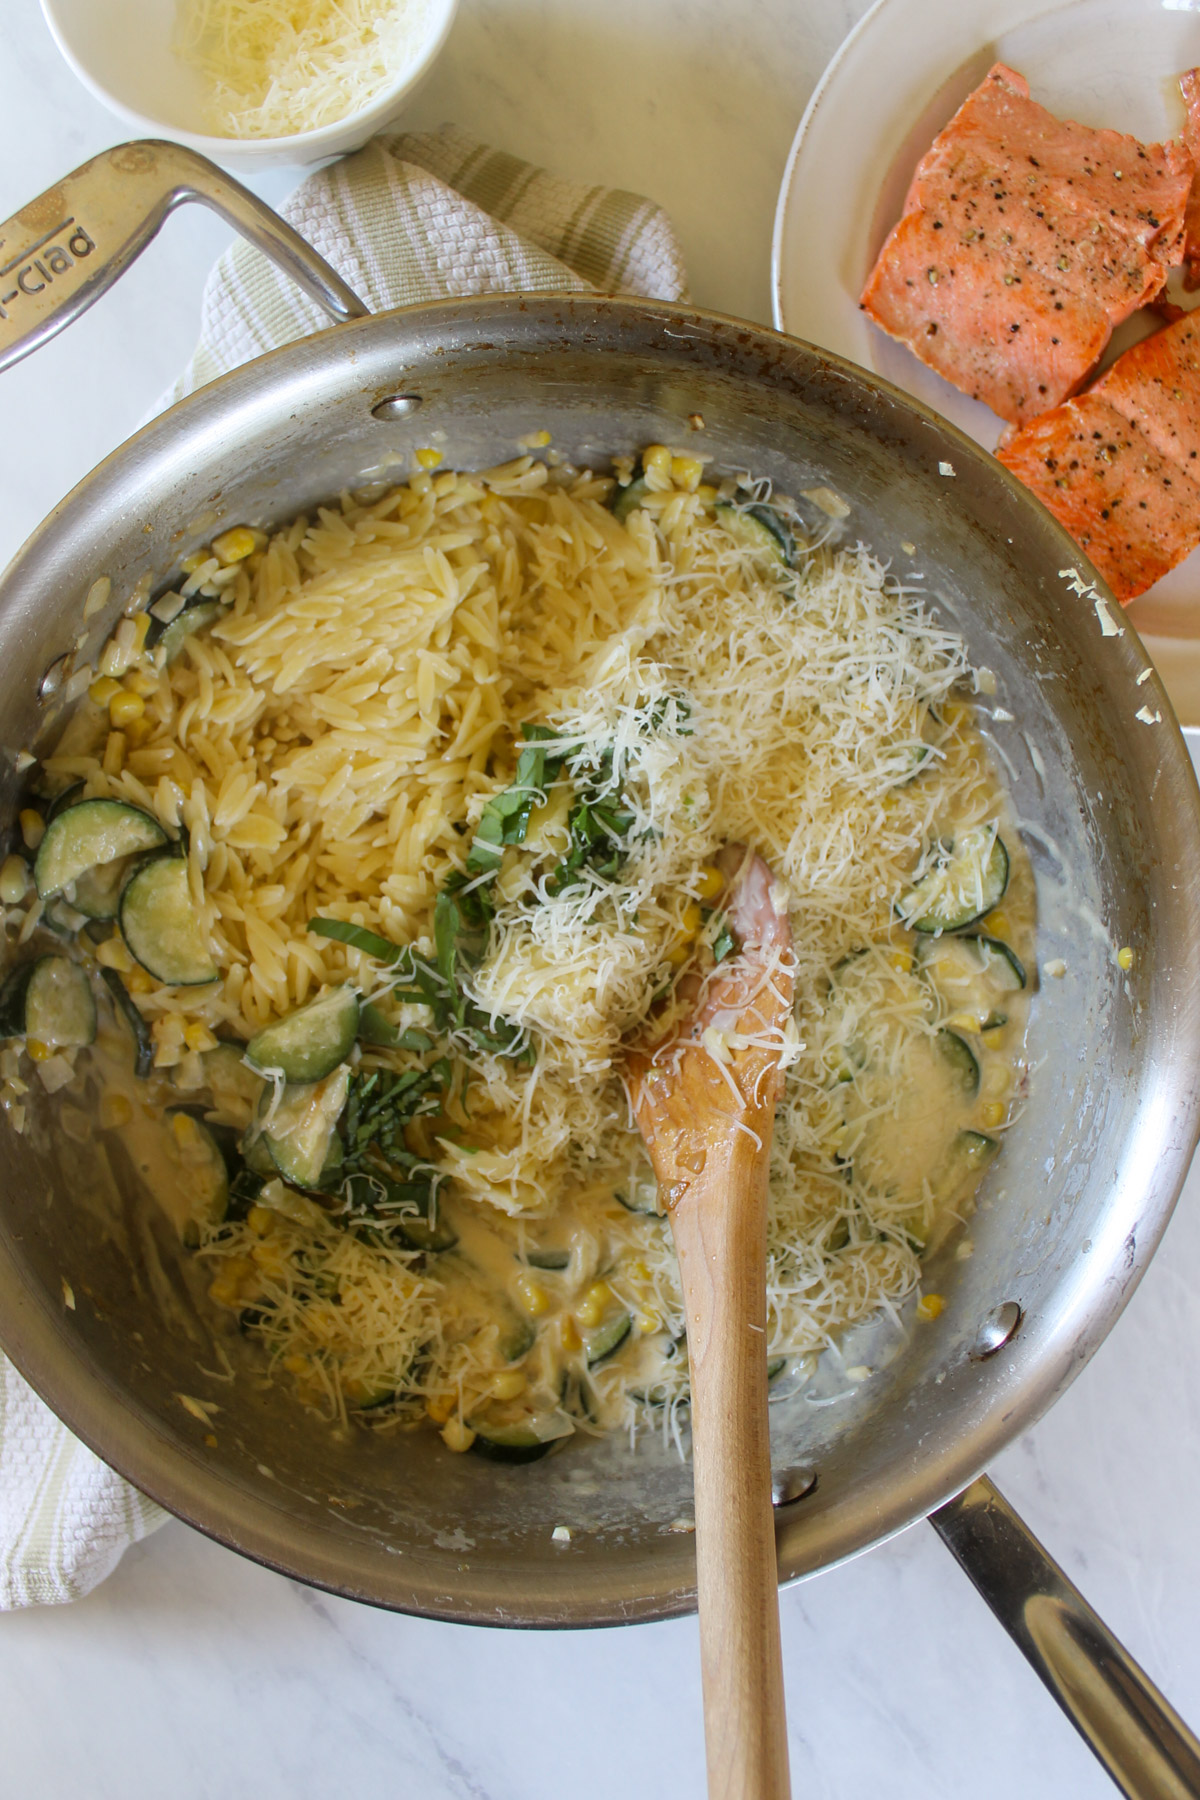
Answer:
[524,1247,570,1271]
[245,985,359,1083]
[585,1311,632,1367]
[72,853,138,921]
[499,1315,537,1363]
[714,499,795,570]
[162,1109,230,1246]
[0,955,95,1048]
[918,933,1025,997]
[35,798,167,900]
[896,827,1009,933]
[936,1028,980,1098]
[900,1131,1000,1249]
[44,781,85,824]
[256,1065,350,1191]
[615,1172,661,1215]
[470,1411,575,1464]
[119,855,217,986]
[198,1042,265,1129]
[100,967,154,1076]
[155,599,221,664]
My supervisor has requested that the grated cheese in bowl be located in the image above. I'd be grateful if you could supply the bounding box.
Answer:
[172,0,446,139]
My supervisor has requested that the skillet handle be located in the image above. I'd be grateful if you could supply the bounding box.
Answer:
[931,1476,1200,1800]
[0,140,368,375]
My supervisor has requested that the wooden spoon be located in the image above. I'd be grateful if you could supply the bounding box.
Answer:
[625,845,795,1800]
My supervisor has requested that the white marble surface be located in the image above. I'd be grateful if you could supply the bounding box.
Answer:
[2,1,1200,1794]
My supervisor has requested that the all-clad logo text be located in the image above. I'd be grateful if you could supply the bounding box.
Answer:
[0,218,95,321]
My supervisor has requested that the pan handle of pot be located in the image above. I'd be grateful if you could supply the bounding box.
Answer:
[931,1476,1200,1800]
[0,140,369,376]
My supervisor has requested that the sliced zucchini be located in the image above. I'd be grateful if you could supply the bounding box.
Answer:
[561,1370,597,1422]
[100,966,154,1076]
[160,1110,230,1246]
[470,1410,575,1464]
[256,1064,350,1191]
[242,1130,277,1179]
[714,499,795,570]
[767,1356,786,1383]
[500,1315,537,1363]
[896,827,1009,934]
[0,955,95,1048]
[42,896,89,938]
[343,1374,405,1411]
[900,1131,1000,1249]
[155,599,221,664]
[615,1171,661,1215]
[198,1042,265,1130]
[35,798,167,900]
[43,780,85,824]
[72,854,137,921]
[937,1028,980,1098]
[358,1001,401,1047]
[585,1311,632,1367]
[119,855,217,986]
[524,1247,570,1271]
[918,933,1026,999]
[245,985,359,1083]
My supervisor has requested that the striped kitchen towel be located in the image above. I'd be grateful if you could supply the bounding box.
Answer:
[0,126,686,1608]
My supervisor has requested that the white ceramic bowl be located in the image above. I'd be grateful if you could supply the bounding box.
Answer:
[38,0,459,170]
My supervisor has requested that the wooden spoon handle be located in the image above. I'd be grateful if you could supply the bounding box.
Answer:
[671,1132,791,1800]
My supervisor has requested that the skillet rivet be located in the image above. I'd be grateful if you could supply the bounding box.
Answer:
[38,654,70,700]
[371,394,423,421]
[971,1301,1023,1360]
[772,1467,818,1507]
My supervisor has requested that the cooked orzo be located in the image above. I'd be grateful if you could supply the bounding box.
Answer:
[0,446,1034,1462]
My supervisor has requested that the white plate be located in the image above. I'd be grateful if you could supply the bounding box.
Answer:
[772,0,1200,722]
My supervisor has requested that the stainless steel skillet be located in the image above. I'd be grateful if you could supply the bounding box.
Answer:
[1,142,1199,1797]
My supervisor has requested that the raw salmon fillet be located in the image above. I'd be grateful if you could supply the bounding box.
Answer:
[860,64,1193,426]
[997,308,1200,599]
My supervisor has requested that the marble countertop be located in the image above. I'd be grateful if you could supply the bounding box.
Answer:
[2,2,1199,1794]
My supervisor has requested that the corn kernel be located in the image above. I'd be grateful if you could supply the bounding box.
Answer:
[441,1415,476,1453]
[95,936,133,972]
[246,1204,274,1238]
[283,1353,310,1376]
[577,1282,612,1329]
[212,526,259,565]
[125,668,158,698]
[488,1369,527,1401]
[665,941,691,968]
[515,1273,550,1316]
[559,1316,581,1352]
[980,1101,1006,1130]
[131,611,151,652]
[888,950,913,973]
[628,1259,650,1282]
[643,444,671,477]
[696,483,718,503]
[1117,946,1134,971]
[19,810,44,851]
[98,1090,133,1130]
[26,1039,53,1062]
[916,1293,945,1321]
[109,690,145,728]
[681,901,703,936]
[946,1011,982,1034]
[636,1311,660,1334]
[694,866,724,902]
[983,910,1009,938]
[415,447,442,470]
[183,1020,217,1053]
[0,854,28,906]
[128,969,155,995]
[942,700,970,727]
[89,676,121,707]
[425,1392,455,1424]
[180,551,207,576]
[671,455,704,490]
